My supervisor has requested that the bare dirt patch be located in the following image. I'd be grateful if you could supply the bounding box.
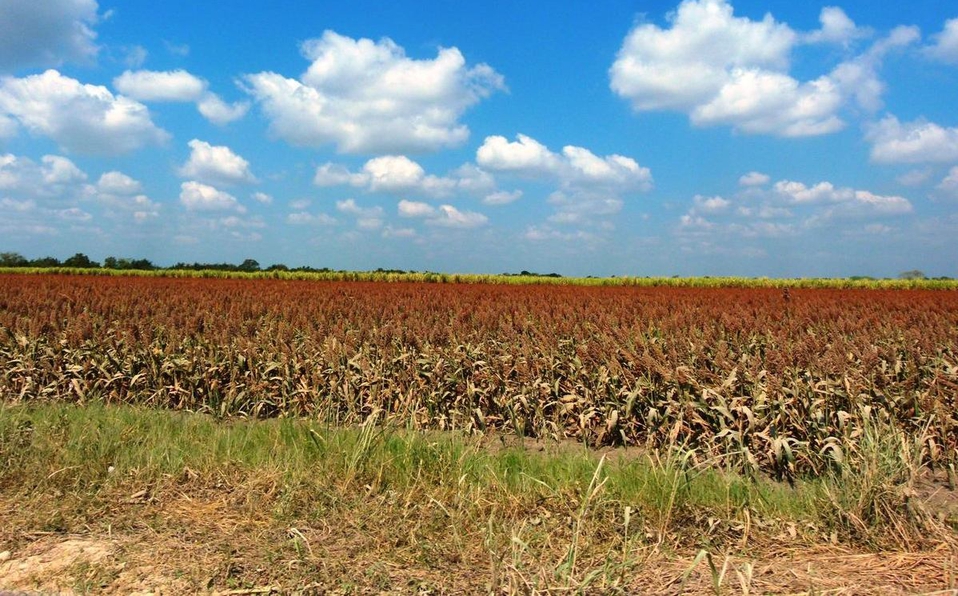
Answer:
[2,493,956,595]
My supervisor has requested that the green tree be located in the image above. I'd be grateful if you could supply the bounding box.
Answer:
[238,258,261,272]
[30,256,61,267]
[898,270,926,280]
[63,253,99,268]
[0,252,28,267]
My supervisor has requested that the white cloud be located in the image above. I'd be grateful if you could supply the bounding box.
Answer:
[483,189,522,205]
[196,95,249,125]
[164,41,190,57]
[382,226,416,239]
[692,194,731,213]
[122,45,147,69]
[364,155,436,192]
[925,18,958,64]
[690,70,844,136]
[287,211,337,225]
[475,134,561,174]
[97,171,142,195]
[289,199,311,210]
[936,166,958,199]
[114,69,249,125]
[862,223,893,235]
[397,199,436,218]
[739,171,770,186]
[0,152,161,229]
[336,198,384,230]
[113,69,205,101]
[0,69,169,154]
[477,133,651,226]
[610,0,795,110]
[243,30,505,153]
[827,26,919,114]
[178,139,257,186]
[0,0,100,72]
[0,153,86,199]
[896,169,933,187]
[610,0,911,137]
[179,181,243,212]
[252,192,272,204]
[865,116,958,164]
[523,225,597,242]
[477,134,652,191]
[397,199,486,228]
[315,155,500,199]
[774,179,912,214]
[95,171,159,220]
[0,113,16,139]
[803,7,869,46]
[427,204,488,228]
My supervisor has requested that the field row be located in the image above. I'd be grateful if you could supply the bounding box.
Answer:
[1,274,957,479]
[2,266,957,289]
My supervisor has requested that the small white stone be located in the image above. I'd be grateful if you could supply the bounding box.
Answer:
[108,466,115,474]
[0,550,10,562]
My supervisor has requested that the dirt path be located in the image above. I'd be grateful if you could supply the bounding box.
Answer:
[3,532,956,594]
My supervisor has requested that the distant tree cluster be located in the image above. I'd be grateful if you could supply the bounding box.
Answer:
[1,252,108,269]
[501,270,563,278]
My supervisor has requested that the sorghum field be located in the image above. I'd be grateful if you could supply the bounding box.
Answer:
[2,273,957,593]
[2,273,956,477]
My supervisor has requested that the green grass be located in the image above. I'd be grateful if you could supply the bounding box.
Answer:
[2,265,956,289]
[0,401,931,539]
[2,401,954,593]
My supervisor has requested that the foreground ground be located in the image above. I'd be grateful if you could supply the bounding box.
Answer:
[1,403,956,594]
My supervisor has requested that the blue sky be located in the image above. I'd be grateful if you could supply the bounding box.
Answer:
[1,0,957,277]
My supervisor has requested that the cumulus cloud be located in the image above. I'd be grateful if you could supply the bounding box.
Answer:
[925,18,958,63]
[678,173,914,250]
[179,181,243,212]
[243,30,505,153]
[803,7,870,46]
[251,192,272,204]
[95,171,159,221]
[178,139,257,186]
[97,171,141,195]
[692,195,731,214]
[287,211,337,226]
[482,189,522,205]
[0,114,17,139]
[0,0,100,72]
[381,225,417,239]
[773,179,912,214]
[0,153,86,200]
[0,69,168,154]
[427,204,488,228]
[739,171,770,186]
[336,198,384,230]
[397,199,486,228]
[864,116,958,164]
[397,199,436,218]
[523,225,597,242]
[896,169,933,187]
[477,134,652,190]
[475,134,560,174]
[0,153,160,229]
[610,0,911,137]
[477,133,652,226]
[114,69,249,125]
[315,155,503,199]
[936,166,958,199]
